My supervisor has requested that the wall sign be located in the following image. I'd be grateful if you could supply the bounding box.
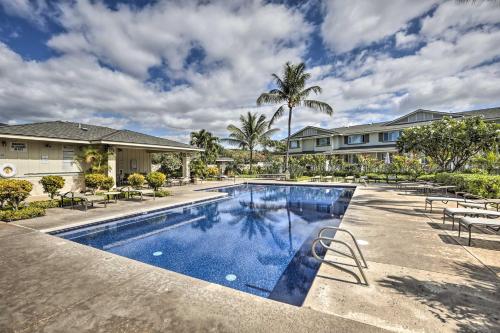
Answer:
[10,142,27,152]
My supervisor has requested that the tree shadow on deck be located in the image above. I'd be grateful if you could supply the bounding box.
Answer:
[377,261,500,333]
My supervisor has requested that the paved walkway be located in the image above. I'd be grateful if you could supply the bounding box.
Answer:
[305,185,500,333]
[2,182,499,332]
[15,180,242,232]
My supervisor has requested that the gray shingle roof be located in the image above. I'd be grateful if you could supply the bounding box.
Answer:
[0,121,198,150]
[327,107,500,135]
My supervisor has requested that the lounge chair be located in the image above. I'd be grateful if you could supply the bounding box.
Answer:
[120,187,155,200]
[457,201,488,210]
[167,179,181,186]
[458,217,500,246]
[344,176,355,183]
[442,207,500,229]
[425,196,466,212]
[58,191,107,211]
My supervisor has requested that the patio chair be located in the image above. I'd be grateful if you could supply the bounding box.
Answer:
[442,207,500,230]
[119,187,156,200]
[424,196,466,212]
[58,191,107,211]
[344,176,355,183]
[167,178,181,186]
[457,201,489,210]
[458,217,500,246]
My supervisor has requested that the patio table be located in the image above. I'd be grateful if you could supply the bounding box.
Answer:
[103,191,121,203]
[311,176,321,182]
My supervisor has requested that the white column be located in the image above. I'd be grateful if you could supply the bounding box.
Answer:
[182,154,191,179]
[107,146,117,187]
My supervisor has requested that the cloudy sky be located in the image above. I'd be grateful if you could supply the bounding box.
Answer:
[0,0,499,142]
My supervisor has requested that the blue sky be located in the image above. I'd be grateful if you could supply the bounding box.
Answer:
[0,0,499,143]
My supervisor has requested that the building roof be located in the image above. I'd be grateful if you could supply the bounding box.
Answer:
[0,121,200,151]
[323,107,500,136]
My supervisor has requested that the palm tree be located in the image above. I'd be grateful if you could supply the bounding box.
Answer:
[257,62,333,173]
[223,112,278,173]
[75,146,112,174]
[190,129,222,163]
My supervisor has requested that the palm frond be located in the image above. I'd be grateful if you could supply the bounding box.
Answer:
[301,99,333,115]
[298,85,322,99]
[269,104,287,126]
[256,92,286,106]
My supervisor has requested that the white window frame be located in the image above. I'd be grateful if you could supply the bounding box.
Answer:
[348,135,363,144]
[289,140,300,149]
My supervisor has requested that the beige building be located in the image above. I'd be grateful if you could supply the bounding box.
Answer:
[0,121,202,195]
[288,107,500,163]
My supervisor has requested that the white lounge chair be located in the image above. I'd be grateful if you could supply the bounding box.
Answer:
[60,191,107,211]
[425,196,466,212]
[442,207,500,229]
[458,217,500,246]
[120,187,155,200]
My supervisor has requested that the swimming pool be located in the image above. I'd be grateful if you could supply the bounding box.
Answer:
[54,184,353,306]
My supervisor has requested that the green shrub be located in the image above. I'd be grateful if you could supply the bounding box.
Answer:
[39,175,65,199]
[128,173,145,188]
[100,176,115,191]
[0,206,45,222]
[417,174,436,182]
[85,174,105,193]
[435,173,500,198]
[154,189,171,197]
[85,173,114,192]
[29,199,60,209]
[206,166,219,178]
[145,171,166,190]
[0,179,33,210]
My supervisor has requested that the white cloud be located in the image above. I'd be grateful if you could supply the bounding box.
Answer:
[321,0,437,53]
[0,0,499,142]
[395,31,419,49]
[0,0,49,27]
[421,0,500,40]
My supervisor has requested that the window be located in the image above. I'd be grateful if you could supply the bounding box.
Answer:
[289,140,300,149]
[62,145,74,170]
[379,131,401,142]
[345,134,368,144]
[315,137,330,146]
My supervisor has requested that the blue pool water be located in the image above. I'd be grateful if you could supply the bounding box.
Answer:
[54,184,353,305]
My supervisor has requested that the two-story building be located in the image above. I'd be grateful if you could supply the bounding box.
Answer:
[287,107,500,164]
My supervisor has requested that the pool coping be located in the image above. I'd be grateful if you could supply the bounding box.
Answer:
[41,192,229,234]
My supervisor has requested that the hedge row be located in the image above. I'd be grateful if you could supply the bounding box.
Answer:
[0,205,46,222]
[434,173,500,198]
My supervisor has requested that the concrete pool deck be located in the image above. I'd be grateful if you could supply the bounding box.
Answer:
[305,185,500,332]
[2,181,499,332]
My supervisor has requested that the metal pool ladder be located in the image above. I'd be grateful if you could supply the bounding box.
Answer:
[311,227,369,286]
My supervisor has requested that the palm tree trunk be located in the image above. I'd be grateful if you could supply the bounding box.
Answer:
[249,148,253,174]
[285,106,293,173]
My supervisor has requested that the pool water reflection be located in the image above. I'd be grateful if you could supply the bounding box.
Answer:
[55,184,353,306]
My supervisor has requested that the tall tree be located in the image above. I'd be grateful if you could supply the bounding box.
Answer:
[397,116,499,172]
[223,112,278,173]
[190,129,222,163]
[75,146,112,174]
[257,62,333,173]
